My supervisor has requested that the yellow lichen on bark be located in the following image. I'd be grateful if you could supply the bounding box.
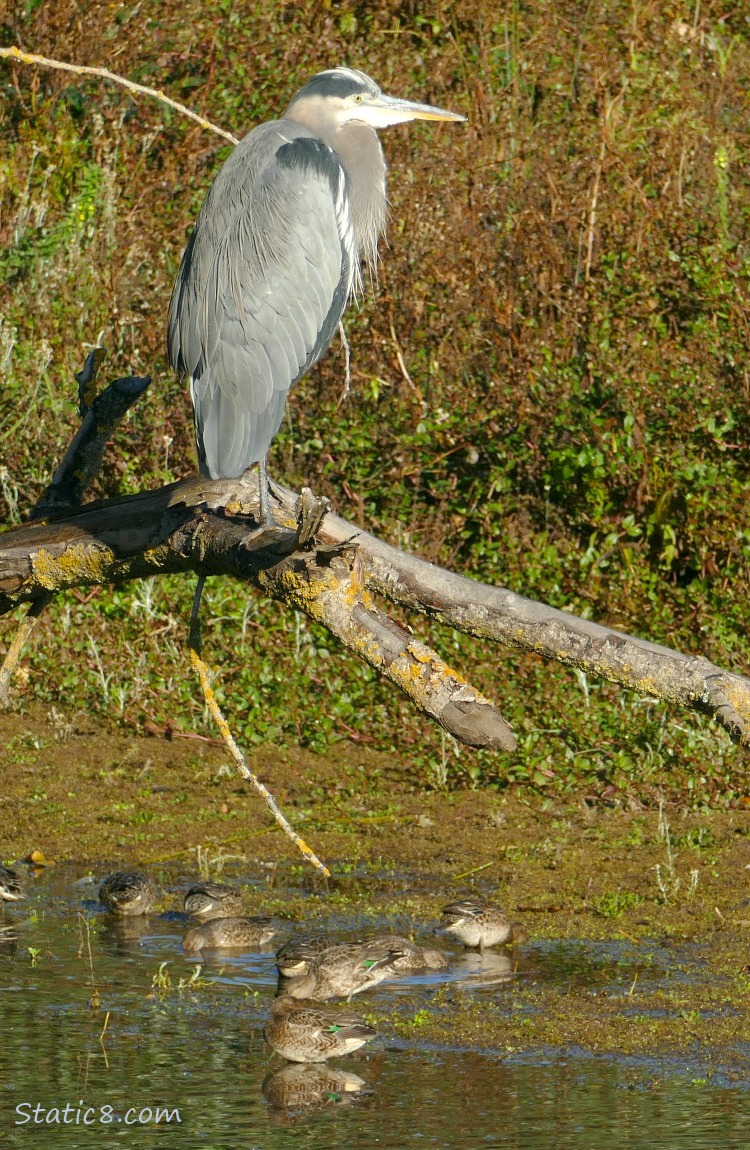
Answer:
[260,561,339,617]
[345,626,386,668]
[33,542,115,590]
[720,677,750,724]
[387,644,491,708]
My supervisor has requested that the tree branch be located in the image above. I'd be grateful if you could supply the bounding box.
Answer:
[172,513,516,750]
[304,497,750,745]
[32,351,151,520]
[0,467,748,746]
[0,46,238,144]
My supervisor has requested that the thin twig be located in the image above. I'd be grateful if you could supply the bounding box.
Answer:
[585,135,606,283]
[452,860,498,880]
[0,46,239,145]
[77,912,101,1010]
[188,580,330,877]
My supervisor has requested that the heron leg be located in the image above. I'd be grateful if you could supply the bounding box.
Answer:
[189,575,207,652]
[258,456,272,525]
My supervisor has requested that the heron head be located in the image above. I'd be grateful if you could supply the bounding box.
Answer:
[286,67,466,134]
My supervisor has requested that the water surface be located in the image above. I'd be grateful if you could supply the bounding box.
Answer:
[1,864,747,1149]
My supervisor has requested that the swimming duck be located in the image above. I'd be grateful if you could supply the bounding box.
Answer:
[440,899,527,951]
[182,915,275,952]
[278,938,406,1001]
[98,871,158,917]
[265,995,376,1062]
[183,882,244,920]
[0,864,24,902]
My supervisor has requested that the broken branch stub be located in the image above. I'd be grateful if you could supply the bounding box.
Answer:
[32,373,151,521]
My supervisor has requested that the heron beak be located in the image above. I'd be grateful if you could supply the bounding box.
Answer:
[363,93,466,128]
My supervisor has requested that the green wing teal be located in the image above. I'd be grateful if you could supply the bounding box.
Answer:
[184,882,244,920]
[264,994,376,1062]
[183,915,275,952]
[0,864,24,902]
[440,900,527,951]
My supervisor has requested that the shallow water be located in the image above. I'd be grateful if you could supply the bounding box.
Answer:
[1,864,748,1149]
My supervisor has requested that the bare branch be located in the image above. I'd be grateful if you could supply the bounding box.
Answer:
[173,513,517,751]
[298,496,750,746]
[0,596,50,707]
[0,352,746,750]
[0,467,747,747]
[0,46,239,145]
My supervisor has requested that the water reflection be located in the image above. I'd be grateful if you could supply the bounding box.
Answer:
[0,922,19,958]
[97,915,153,956]
[451,949,515,987]
[263,1062,371,1113]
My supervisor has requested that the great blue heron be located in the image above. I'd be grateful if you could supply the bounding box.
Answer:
[168,67,465,520]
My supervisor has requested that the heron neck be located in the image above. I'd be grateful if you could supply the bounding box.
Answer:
[331,122,387,272]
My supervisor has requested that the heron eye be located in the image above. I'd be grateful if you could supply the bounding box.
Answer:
[353,94,364,104]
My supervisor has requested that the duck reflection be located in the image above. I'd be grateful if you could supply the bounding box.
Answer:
[98,913,153,956]
[0,922,19,957]
[262,1062,371,1112]
[452,949,515,987]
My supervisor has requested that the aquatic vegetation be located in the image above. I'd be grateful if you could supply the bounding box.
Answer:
[150,961,211,996]
[595,892,643,919]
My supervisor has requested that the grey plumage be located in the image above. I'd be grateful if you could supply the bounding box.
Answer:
[168,67,464,487]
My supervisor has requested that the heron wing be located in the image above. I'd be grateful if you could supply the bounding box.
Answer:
[168,122,352,478]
